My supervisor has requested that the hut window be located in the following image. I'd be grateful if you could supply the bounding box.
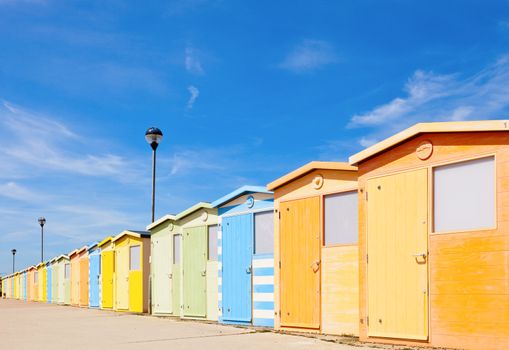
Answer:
[434,156,495,233]
[324,191,358,246]
[129,245,141,271]
[208,225,218,261]
[254,211,274,254]
[64,264,70,279]
[173,234,181,264]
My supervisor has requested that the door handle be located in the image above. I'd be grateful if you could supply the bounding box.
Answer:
[412,253,427,259]
[246,267,252,274]
[201,270,206,277]
[310,260,320,272]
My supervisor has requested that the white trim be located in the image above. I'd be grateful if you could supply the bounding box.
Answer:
[253,293,274,302]
[253,276,273,285]
[253,309,274,319]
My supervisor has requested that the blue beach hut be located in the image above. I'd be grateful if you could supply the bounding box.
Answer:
[212,186,275,327]
[88,242,101,308]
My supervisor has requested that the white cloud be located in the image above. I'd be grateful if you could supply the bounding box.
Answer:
[348,54,509,146]
[0,182,46,202]
[349,70,455,127]
[187,85,200,109]
[0,101,139,180]
[185,46,204,75]
[279,39,337,73]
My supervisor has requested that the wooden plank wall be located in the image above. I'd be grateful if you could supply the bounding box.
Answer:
[321,245,359,336]
[273,168,358,332]
[357,131,509,350]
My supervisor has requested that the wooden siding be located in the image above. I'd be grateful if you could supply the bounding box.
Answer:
[182,225,207,318]
[321,245,359,336]
[79,254,89,307]
[280,197,321,329]
[273,168,358,332]
[150,219,179,316]
[357,131,509,350]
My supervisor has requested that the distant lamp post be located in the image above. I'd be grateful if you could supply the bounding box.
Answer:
[11,249,16,273]
[145,127,163,223]
[38,217,46,263]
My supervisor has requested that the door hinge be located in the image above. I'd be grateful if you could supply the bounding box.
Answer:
[278,211,281,220]
[366,254,369,264]
[278,261,281,269]
[367,316,369,326]
[365,191,368,201]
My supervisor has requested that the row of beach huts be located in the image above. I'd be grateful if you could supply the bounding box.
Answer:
[2,120,509,350]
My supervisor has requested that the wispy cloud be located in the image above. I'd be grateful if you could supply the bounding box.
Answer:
[279,39,337,73]
[0,101,139,181]
[347,55,509,145]
[185,46,204,75]
[0,182,46,202]
[187,85,200,109]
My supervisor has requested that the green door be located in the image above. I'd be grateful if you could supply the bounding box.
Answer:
[183,226,207,317]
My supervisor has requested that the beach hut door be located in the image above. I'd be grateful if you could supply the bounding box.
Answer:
[153,234,173,314]
[116,246,129,310]
[102,251,114,308]
[183,226,207,317]
[222,214,253,323]
[89,253,101,307]
[280,197,321,329]
[367,169,428,340]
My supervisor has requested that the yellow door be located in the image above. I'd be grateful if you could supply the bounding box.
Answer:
[280,197,321,329]
[128,244,143,313]
[116,246,129,310]
[101,251,114,308]
[367,169,428,340]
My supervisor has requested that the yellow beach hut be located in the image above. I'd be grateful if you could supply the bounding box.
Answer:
[36,262,46,302]
[113,230,150,313]
[98,236,115,309]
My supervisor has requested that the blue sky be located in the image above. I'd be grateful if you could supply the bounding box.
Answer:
[2,0,509,274]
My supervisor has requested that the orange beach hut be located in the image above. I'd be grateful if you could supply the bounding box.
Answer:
[349,120,509,350]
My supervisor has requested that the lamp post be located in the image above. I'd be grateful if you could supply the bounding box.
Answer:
[38,217,46,263]
[11,249,16,273]
[145,127,163,223]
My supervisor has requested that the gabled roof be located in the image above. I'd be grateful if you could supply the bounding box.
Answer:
[36,262,46,268]
[211,186,272,208]
[349,120,509,165]
[112,230,150,243]
[27,265,36,271]
[69,246,87,258]
[267,161,357,191]
[87,242,99,252]
[55,255,69,262]
[98,236,113,248]
[175,202,212,220]
[146,214,177,231]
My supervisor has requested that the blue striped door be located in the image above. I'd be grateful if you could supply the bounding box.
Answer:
[222,214,253,323]
[89,253,101,307]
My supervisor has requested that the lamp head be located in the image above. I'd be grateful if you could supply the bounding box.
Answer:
[38,217,46,227]
[145,127,163,150]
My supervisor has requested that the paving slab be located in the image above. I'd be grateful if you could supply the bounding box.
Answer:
[0,299,392,350]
